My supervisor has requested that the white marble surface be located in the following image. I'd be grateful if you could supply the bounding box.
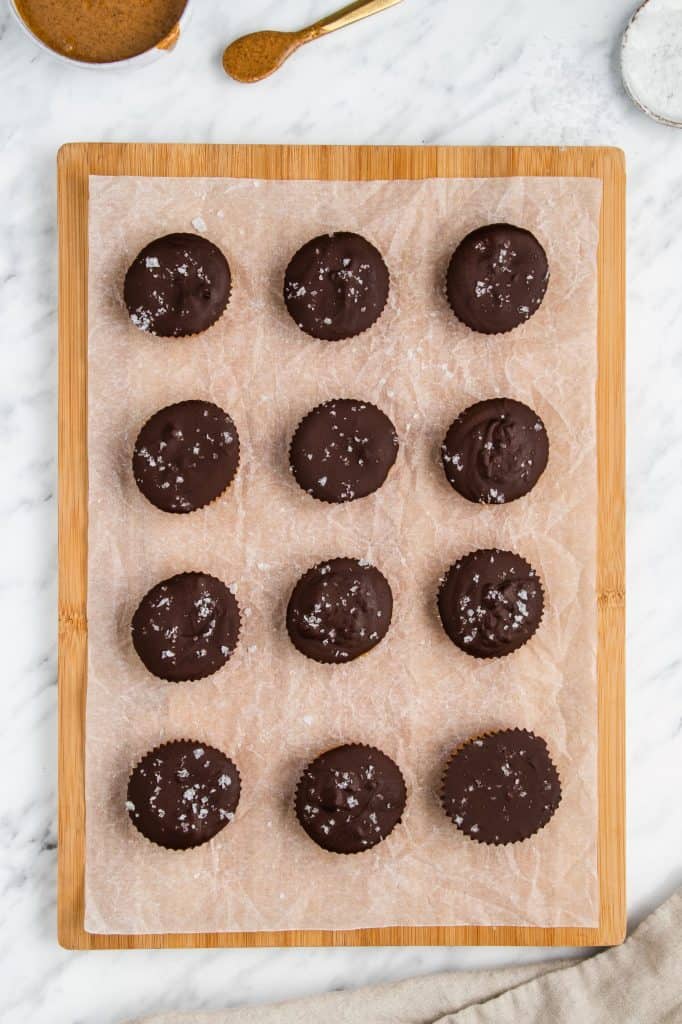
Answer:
[0,0,680,1021]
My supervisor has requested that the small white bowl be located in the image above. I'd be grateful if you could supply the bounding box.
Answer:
[621,0,682,128]
[9,0,194,70]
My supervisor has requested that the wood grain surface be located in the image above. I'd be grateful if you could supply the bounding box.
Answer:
[57,144,625,950]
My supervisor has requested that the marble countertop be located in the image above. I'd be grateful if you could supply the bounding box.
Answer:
[1,0,680,1021]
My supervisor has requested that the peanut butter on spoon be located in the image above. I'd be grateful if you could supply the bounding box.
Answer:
[222,0,404,83]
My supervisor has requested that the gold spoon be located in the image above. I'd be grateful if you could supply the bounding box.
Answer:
[222,0,404,83]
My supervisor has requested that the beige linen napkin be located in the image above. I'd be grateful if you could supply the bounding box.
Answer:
[132,889,682,1024]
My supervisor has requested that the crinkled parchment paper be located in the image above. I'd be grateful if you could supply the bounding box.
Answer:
[85,175,601,933]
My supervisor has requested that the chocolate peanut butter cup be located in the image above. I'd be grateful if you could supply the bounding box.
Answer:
[127,740,241,850]
[286,557,392,664]
[438,549,544,659]
[133,400,240,513]
[132,572,241,681]
[124,232,231,337]
[290,398,399,503]
[441,728,561,844]
[295,744,406,853]
[283,232,389,341]
[446,224,549,335]
[441,398,549,504]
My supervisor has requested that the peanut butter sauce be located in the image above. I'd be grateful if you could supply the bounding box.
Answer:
[15,0,187,64]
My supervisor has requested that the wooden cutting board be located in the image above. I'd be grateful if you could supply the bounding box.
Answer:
[57,143,625,950]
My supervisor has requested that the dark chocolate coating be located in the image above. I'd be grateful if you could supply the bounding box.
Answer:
[446,224,549,334]
[441,398,549,504]
[295,744,406,853]
[441,729,561,844]
[290,399,399,503]
[133,400,240,513]
[283,232,389,341]
[124,233,231,337]
[438,549,543,659]
[127,740,241,850]
[286,557,392,664]
[132,572,241,681]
